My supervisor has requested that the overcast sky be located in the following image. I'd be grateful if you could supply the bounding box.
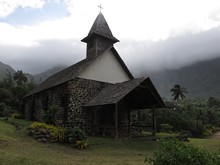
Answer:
[0,0,220,74]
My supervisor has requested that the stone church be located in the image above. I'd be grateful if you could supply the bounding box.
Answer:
[24,12,165,138]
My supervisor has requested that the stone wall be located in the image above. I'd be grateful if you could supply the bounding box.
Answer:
[25,83,68,126]
[24,77,141,137]
[66,78,109,134]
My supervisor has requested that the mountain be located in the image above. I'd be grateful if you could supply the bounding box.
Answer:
[33,66,66,84]
[0,61,16,80]
[148,57,220,99]
[0,61,66,84]
[1,58,220,99]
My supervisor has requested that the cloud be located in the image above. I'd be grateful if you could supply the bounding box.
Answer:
[0,0,70,26]
[117,27,220,75]
[1,26,220,76]
[1,0,220,76]
[0,0,45,18]
[0,39,85,74]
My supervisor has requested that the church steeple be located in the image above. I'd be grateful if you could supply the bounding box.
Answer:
[81,12,119,59]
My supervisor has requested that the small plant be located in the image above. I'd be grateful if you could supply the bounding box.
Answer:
[42,105,59,125]
[68,127,87,143]
[50,126,66,142]
[145,138,220,165]
[75,140,90,150]
[67,127,89,149]
[30,122,49,129]
[11,113,21,119]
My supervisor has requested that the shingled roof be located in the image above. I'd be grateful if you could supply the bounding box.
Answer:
[25,47,133,97]
[84,77,165,109]
[81,12,119,43]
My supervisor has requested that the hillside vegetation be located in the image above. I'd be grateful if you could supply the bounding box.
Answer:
[0,61,15,80]
[149,57,220,98]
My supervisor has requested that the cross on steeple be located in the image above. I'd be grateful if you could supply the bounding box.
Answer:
[98,4,103,12]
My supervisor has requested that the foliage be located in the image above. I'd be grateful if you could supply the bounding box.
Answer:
[29,122,66,143]
[13,70,28,86]
[159,124,173,133]
[30,121,49,129]
[0,71,14,89]
[42,105,59,125]
[0,88,13,105]
[0,70,36,115]
[75,140,90,150]
[145,139,220,165]
[28,123,89,148]
[67,127,89,149]
[170,84,187,102]
[50,127,66,142]
[207,97,220,108]
[0,102,10,117]
[157,98,220,137]
[68,127,87,143]
[11,113,23,119]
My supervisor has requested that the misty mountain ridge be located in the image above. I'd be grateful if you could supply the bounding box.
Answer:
[22,56,220,99]
[1,57,220,99]
[0,61,66,83]
[33,66,66,84]
[147,57,220,99]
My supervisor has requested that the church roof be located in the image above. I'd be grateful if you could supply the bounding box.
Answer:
[84,77,165,109]
[81,12,119,43]
[25,47,133,97]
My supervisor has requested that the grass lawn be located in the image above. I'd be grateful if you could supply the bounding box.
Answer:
[1,118,220,165]
[189,138,220,152]
[0,118,156,165]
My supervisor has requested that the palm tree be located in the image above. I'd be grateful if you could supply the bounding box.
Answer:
[13,70,28,86]
[170,84,187,102]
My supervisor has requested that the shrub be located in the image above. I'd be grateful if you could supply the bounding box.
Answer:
[159,124,173,133]
[29,123,89,149]
[28,122,66,143]
[30,122,49,129]
[67,127,89,149]
[11,113,22,119]
[68,127,87,143]
[0,102,10,117]
[145,139,220,165]
[50,126,66,142]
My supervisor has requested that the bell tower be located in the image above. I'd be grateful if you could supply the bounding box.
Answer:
[81,12,119,59]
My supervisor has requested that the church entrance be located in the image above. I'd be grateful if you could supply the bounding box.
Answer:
[94,105,115,136]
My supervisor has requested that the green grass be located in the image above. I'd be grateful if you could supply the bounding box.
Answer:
[0,119,156,165]
[1,119,220,165]
[189,138,220,152]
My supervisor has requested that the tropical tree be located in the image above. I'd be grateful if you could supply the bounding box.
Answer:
[13,70,28,86]
[0,71,14,89]
[170,84,187,102]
